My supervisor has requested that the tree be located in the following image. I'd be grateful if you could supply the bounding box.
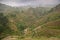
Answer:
[0,13,12,40]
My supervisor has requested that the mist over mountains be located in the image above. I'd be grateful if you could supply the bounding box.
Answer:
[0,0,60,7]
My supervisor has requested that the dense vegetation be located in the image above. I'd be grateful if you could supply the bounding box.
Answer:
[0,3,60,40]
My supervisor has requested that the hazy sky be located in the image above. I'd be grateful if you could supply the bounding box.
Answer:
[0,0,60,7]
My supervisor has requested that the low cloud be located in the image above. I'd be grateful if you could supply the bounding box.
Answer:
[0,0,60,6]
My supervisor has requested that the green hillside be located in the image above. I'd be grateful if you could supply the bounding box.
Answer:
[0,3,60,40]
[33,4,60,38]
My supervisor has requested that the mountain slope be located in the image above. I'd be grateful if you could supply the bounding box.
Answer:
[0,3,60,39]
[33,4,60,37]
[0,3,52,39]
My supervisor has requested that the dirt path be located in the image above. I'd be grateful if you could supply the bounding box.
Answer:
[2,36,19,40]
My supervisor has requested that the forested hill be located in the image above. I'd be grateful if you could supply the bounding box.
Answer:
[33,4,60,37]
[0,3,60,40]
